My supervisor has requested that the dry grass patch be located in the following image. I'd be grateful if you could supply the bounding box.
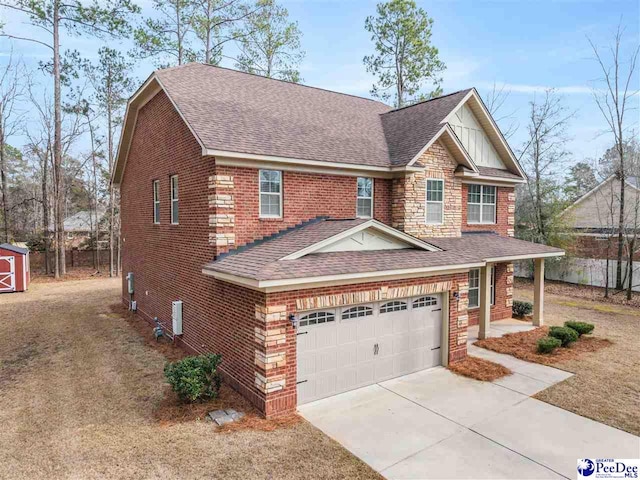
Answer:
[0,279,381,479]
[448,356,511,381]
[475,326,611,365]
[515,284,640,436]
[31,266,110,283]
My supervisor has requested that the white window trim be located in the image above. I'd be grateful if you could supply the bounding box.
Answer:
[468,267,495,309]
[467,184,497,225]
[425,178,444,225]
[170,175,179,225]
[153,180,160,224]
[259,169,283,219]
[356,177,374,219]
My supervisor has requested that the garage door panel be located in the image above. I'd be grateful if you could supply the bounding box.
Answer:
[357,362,375,385]
[337,322,357,345]
[297,294,444,405]
[410,329,426,349]
[315,372,337,399]
[297,353,316,377]
[336,368,358,392]
[316,349,338,373]
[337,344,357,367]
[392,316,409,334]
[393,333,411,354]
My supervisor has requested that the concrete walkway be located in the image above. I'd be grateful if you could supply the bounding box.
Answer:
[300,367,639,479]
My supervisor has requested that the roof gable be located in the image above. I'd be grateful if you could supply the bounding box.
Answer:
[282,220,440,260]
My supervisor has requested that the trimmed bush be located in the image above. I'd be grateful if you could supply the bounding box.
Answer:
[512,300,533,318]
[537,336,562,354]
[164,354,222,403]
[565,321,595,337]
[549,326,579,347]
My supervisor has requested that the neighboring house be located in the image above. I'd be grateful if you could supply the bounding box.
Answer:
[55,209,106,249]
[113,63,563,417]
[546,175,640,290]
[562,176,639,259]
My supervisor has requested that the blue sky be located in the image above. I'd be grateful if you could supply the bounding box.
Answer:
[1,0,639,173]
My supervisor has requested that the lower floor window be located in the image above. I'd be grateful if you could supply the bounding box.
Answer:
[468,267,495,308]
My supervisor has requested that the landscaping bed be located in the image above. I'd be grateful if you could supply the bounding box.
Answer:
[448,356,512,381]
[474,326,611,366]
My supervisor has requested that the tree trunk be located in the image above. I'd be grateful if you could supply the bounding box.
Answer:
[0,130,9,243]
[627,238,635,300]
[42,147,51,274]
[108,96,115,277]
[53,0,65,278]
[616,172,625,289]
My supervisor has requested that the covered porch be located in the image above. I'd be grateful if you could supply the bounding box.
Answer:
[473,257,547,340]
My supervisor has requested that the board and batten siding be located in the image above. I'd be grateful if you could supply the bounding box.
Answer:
[448,104,506,170]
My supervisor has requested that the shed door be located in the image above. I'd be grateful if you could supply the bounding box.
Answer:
[0,256,16,292]
[297,294,442,405]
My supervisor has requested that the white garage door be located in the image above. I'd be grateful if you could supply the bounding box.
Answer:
[297,294,443,405]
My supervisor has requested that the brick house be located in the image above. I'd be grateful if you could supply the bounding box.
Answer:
[113,63,563,417]
[561,176,639,260]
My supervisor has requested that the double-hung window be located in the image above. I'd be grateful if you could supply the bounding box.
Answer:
[259,169,282,218]
[425,179,444,224]
[170,175,179,224]
[467,185,496,224]
[153,180,160,224]
[356,177,373,218]
[468,267,495,309]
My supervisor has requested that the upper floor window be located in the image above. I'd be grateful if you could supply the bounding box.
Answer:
[356,177,373,218]
[153,180,160,224]
[468,267,495,309]
[259,169,282,218]
[468,185,496,224]
[170,175,179,224]
[425,179,444,224]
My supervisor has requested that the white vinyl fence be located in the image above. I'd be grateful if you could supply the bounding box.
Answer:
[515,257,640,292]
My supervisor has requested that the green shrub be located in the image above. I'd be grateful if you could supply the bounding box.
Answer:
[537,336,562,354]
[512,300,533,318]
[164,354,222,403]
[549,326,579,347]
[564,321,595,337]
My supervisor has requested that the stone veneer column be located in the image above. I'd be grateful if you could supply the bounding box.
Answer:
[254,305,288,396]
[208,174,236,251]
[505,263,514,309]
[507,191,516,237]
[455,279,469,355]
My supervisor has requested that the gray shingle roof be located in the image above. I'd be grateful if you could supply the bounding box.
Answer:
[154,64,518,178]
[204,220,563,282]
[0,243,28,254]
[381,90,472,166]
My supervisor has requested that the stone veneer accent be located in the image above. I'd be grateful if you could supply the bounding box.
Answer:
[295,281,453,311]
[254,305,288,394]
[208,174,236,248]
[392,141,462,238]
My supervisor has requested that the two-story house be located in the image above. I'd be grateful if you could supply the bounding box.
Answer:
[113,63,563,417]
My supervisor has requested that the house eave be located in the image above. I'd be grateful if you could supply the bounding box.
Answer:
[202,262,485,293]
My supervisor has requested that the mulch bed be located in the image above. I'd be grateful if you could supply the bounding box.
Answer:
[474,326,612,366]
[515,277,640,308]
[108,303,302,432]
[448,356,512,381]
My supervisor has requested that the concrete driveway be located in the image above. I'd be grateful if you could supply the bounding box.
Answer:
[299,367,640,479]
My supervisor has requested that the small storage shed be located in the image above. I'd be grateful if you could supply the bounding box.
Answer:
[0,243,30,293]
